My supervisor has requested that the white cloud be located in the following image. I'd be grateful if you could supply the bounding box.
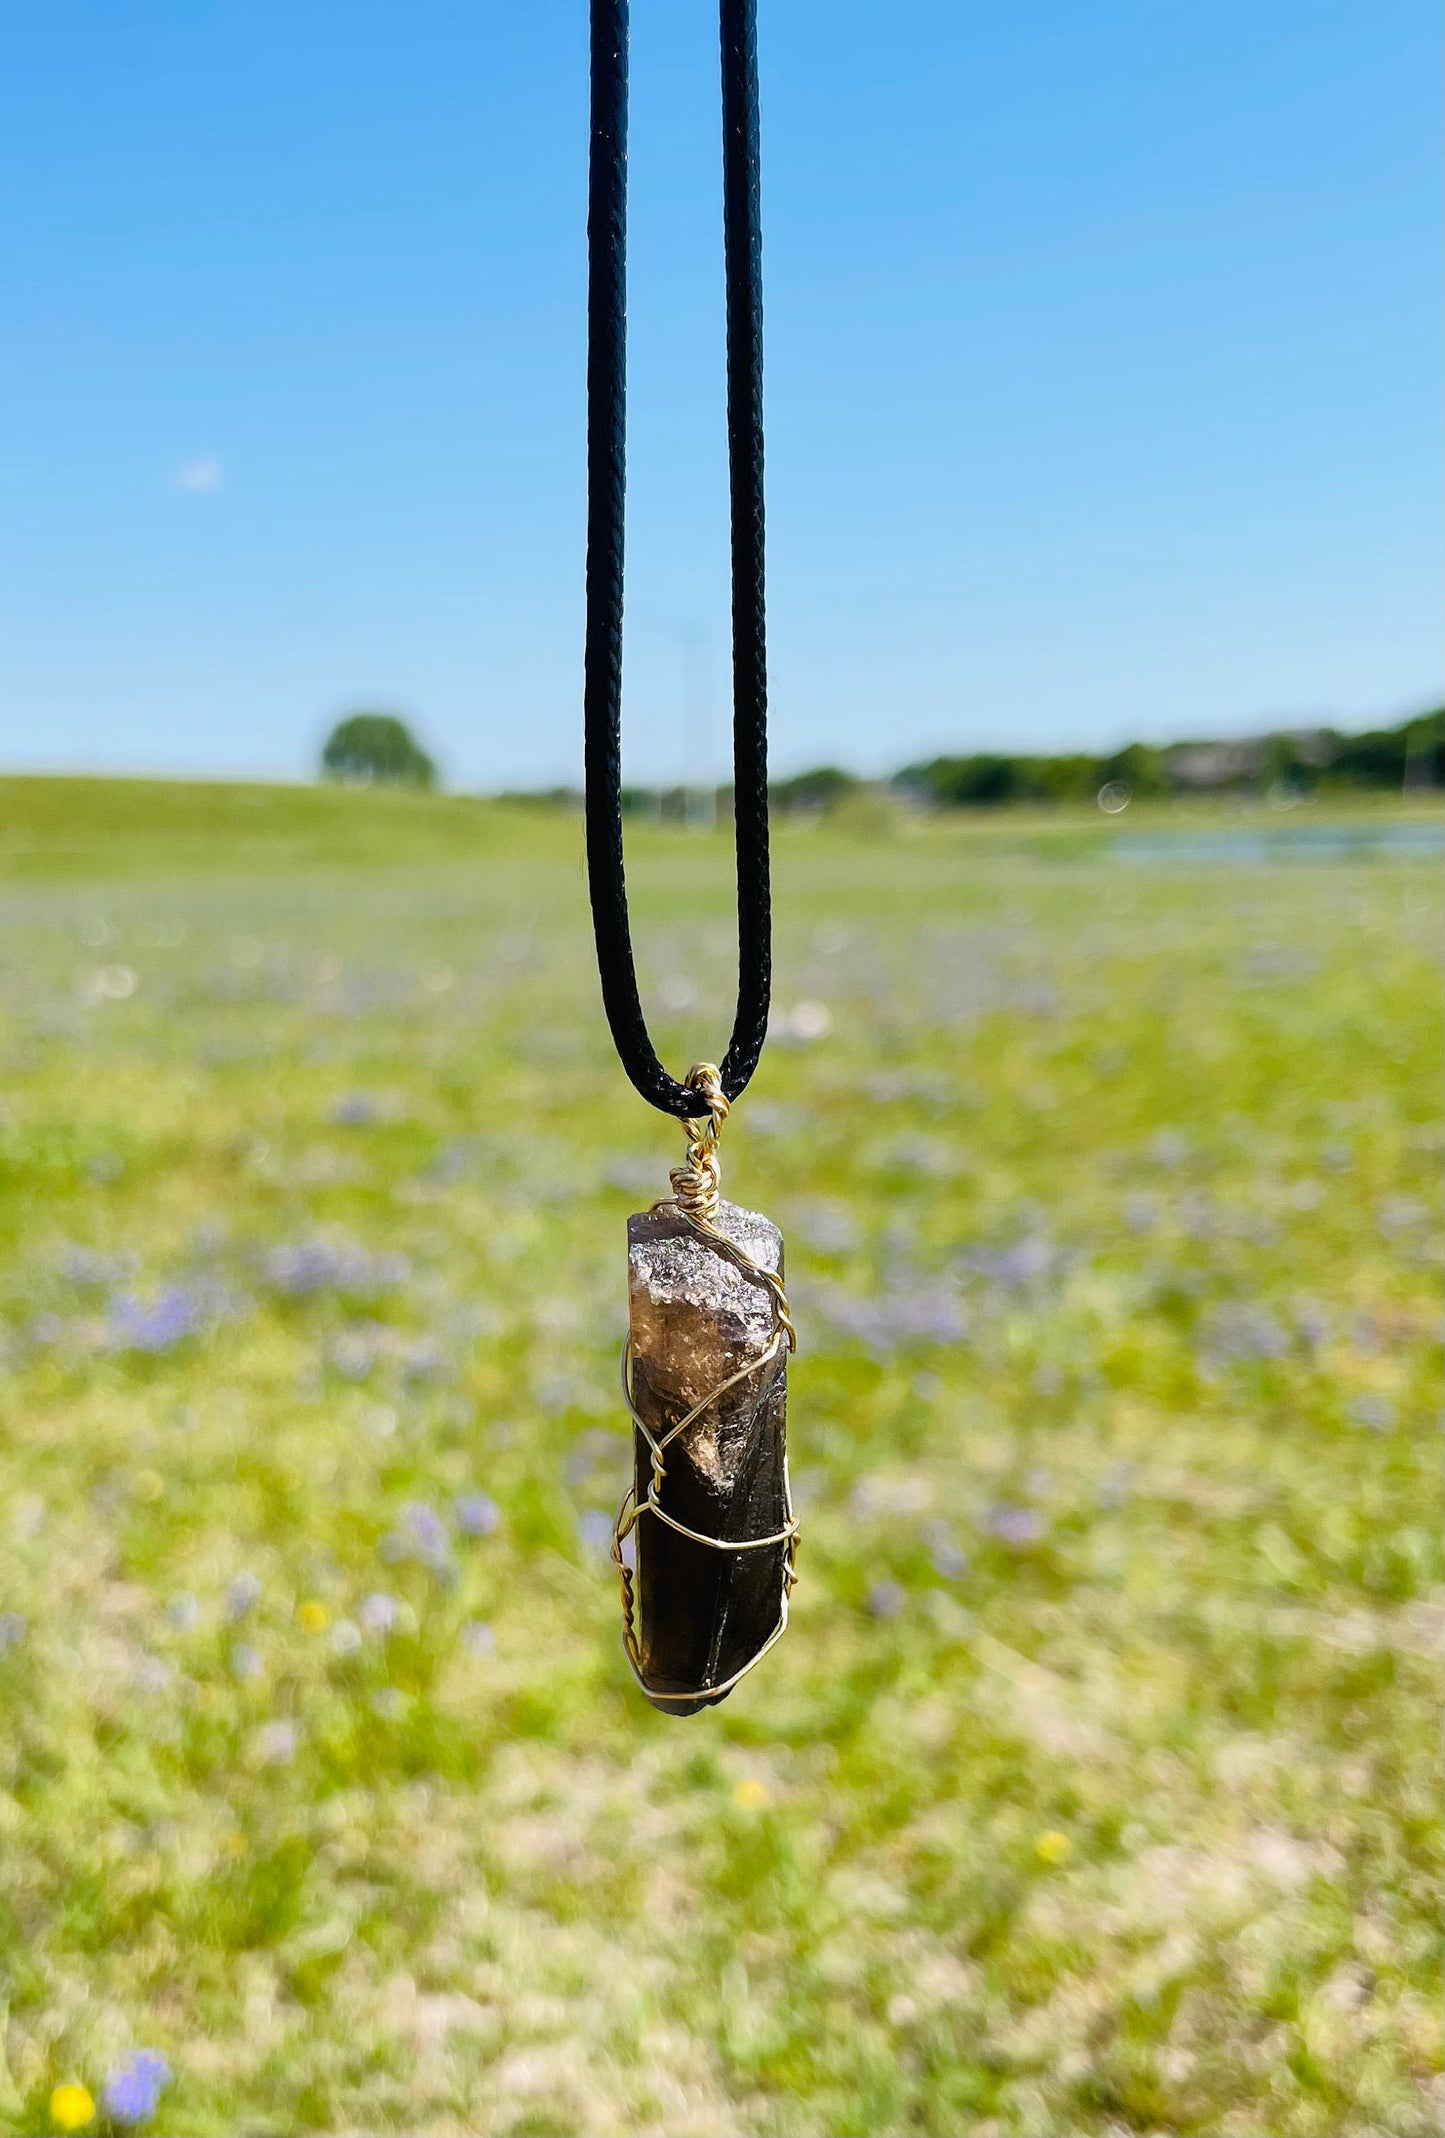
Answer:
[173,454,223,494]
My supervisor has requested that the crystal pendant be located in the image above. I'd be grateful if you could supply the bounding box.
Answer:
[612,1070,797,1713]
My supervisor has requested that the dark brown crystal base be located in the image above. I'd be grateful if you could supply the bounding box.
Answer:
[630,1361,787,1714]
[627,1201,789,1716]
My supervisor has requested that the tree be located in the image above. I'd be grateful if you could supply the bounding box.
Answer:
[1099,742,1169,797]
[771,765,859,813]
[321,712,436,789]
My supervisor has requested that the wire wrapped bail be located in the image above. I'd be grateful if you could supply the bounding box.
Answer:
[669,1062,730,1222]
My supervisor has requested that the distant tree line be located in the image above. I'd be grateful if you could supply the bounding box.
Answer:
[550,708,1443,818]
[885,710,1443,811]
[759,708,1439,816]
[322,705,1442,811]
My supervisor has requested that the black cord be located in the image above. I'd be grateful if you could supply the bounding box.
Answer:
[584,0,771,1121]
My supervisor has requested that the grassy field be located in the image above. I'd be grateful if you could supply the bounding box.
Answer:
[0,778,1439,2137]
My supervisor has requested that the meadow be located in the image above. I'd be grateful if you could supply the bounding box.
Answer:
[0,778,1439,2137]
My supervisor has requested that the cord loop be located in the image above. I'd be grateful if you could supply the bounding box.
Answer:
[585,0,771,1119]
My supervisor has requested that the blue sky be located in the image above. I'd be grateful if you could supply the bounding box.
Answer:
[0,1,1438,788]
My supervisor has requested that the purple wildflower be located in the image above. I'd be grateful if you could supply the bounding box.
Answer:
[103,2051,171,2125]
[922,1521,968,1580]
[402,1501,452,1568]
[816,1282,969,1354]
[226,1571,261,1621]
[1097,1463,1134,1509]
[1199,1302,1290,1365]
[254,1719,298,1764]
[566,1430,620,1487]
[358,1591,401,1636]
[577,1509,614,1557]
[107,1286,202,1354]
[332,1322,388,1379]
[1295,1301,1331,1350]
[1376,1196,1429,1237]
[462,1620,496,1658]
[230,1642,263,1682]
[454,1492,501,1539]
[876,1133,953,1178]
[747,1102,804,1139]
[959,1237,1056,1290]
[328,1091,378,1126]
[538,1371,584,1414]
[1350,1312,1383,1356]
[366,1254,411,1290]
[400,1337,443,1382]
[850,1473,931,1519]
[428,1139,480,1186]
[604,1154,658,1197]
[264,1239,409,1297]
[59,1244,131,1285]
[865,1580,905,1620]
[0,1612,26,1653]
[265,1240,335,1295]
[1347,1394,1395,1433]
[792,1199,860,1255]
[1179,1193,1217,1241]
[986,1504,1044,1546]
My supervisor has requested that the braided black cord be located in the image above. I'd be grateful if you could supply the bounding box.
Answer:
[584,0,772,1120]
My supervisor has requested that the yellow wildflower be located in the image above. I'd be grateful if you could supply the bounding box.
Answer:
[733,1777,769,1811]
[1035,1829,1072,1865]
[298,1600,332,1634]
[49,2084,95,2131]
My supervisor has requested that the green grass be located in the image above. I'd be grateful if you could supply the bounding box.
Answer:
[0,778,1439,2135]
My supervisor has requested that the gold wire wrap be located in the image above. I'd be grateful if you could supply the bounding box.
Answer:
[611,1063,799,1705]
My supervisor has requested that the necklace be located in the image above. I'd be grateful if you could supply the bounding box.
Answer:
[584,0,798,1713]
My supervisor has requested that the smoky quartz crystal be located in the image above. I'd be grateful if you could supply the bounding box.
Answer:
[625,1198,790,1714]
